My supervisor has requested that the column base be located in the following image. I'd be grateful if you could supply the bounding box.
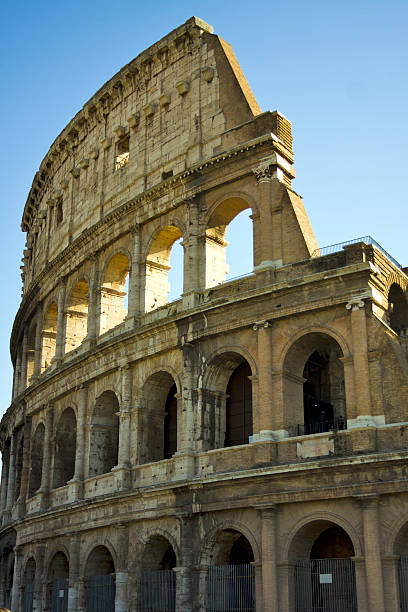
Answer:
[111,465,131,490]
[250,429,289,442]
[68,478,84,501]
[348,414,385,428]
[173,452,196,479]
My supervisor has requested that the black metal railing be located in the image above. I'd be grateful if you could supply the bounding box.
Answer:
[295,558,357,612]
[140,569,176,612]
[311,235,401,269]
[206,564,255,612]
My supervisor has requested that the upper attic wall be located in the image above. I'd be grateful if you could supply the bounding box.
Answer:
[21,17,262,238]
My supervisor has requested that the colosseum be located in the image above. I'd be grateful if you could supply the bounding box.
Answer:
[1,15,408,612]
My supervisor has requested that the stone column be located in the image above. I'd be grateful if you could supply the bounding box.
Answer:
[277,560,296,612]
[70,385,88,499]
[352,555,368,612]
[346,297,374,425]
[118,366,132,468]
[257,504,278,611]
[55,280,66,361]
[13,352,22,400]
[251,322,275,441]
[33,544,46,612]
[10,546,22,612]
[382,554,400,612]
[5,433,16,517]
[0,445,10,512]
[127,224,143,320]
[176,343,196,474]
[175,514,195,612]
[67,536,81,612]
[32,309,43,380]
[115,525,129,612]
[20,326,29,393]
[39,403,54,510]
[86,255,99,343]
[252,561,263,612]
[16,416,32,517]
[356,494,385,612]
[182,199,204,308]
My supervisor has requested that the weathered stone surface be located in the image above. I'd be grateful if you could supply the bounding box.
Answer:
[1,16,408,612]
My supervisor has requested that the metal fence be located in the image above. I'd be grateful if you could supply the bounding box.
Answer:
[311,235,401,269]
[206,564,255,612]
[48,578,68,612]
[295,559,357,612]
[22,583,34,612]
[87,574,116,612]
[399,554,408,610]
[140,569,176,612]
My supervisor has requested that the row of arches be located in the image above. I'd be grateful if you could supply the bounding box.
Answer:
[4,331,353,511]
[16,201,255,394]
[9,515,408,612]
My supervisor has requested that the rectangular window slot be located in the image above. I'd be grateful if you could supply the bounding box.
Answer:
[115,137,130,170]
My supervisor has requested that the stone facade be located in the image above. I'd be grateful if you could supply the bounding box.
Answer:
[1,16,408,612]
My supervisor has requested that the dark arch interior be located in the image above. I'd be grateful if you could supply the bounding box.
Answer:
[389,283,408,334]
[160,544,177,570]
[164,383,177,459]
[48,551,69,581]
[53,408,76,488]
[85,546,115,577]
[229,534,255,565]
[225,362,252,447]
[213,530,255,566]
[310,526,355,559]
[303,349,345,434]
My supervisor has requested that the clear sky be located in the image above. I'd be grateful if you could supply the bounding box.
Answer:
[0,0,407,417]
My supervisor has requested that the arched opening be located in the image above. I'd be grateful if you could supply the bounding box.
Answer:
[65,280,89,353]
[29,423,45,497]
[2,547,14,609]
[283,333,346,436]
[100,253,130,335]
[140,536,176,612]
[388,283,408,334]
[145,225,183,312]
[14,430,24,501]
[88,391,119,477]
[23,557,36,612]
[206,198,253,289]
[207,529,255,612]
[42,302,58,371]
[53,408,76,489]
[290,521,357,612]
[47,551,69,612]
[85,546,115,612]
[141,372,178,463]
[225,362,253,447]
[394,522,408,610]
[201,352,253,450]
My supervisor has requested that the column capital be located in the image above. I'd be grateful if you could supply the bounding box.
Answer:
[346,291,371,311]
[252,320,270,331]
[254,502,279,516]
[353,493,381,508]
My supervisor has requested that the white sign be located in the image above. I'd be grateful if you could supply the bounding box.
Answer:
[59,590,65,598]
[319,573,333,584]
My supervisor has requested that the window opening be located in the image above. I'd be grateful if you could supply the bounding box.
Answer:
[115,136,130,170]
[56,198,63,226]
[167,238,183,302]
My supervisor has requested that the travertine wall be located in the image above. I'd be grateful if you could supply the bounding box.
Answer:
[1,16,408,612]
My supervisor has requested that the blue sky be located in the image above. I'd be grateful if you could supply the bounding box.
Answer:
[0,0,407,415]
